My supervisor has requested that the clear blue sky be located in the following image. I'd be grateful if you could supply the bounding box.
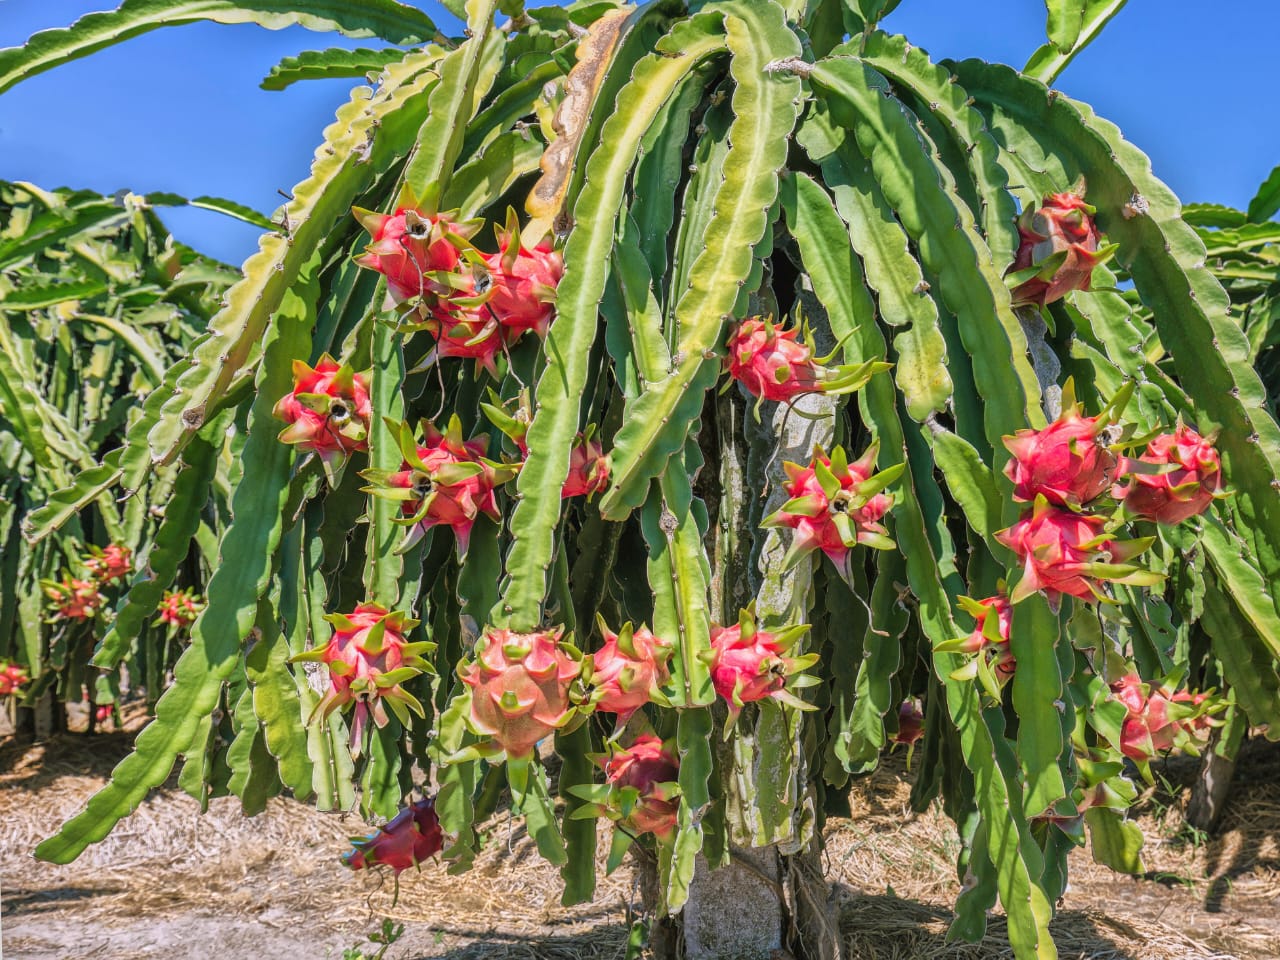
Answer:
[2,1,1277,265]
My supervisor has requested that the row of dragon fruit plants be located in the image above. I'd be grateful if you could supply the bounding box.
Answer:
[4,3,1279,958]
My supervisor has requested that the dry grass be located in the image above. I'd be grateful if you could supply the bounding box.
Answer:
[2,714,1277,959]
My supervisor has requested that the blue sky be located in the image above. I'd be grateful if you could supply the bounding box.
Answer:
[2,1,1277,265]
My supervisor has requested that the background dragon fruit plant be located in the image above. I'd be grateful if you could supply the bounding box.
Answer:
[7,1,1280,959]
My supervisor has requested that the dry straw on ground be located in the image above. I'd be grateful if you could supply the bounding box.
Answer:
[2,711,1277,959]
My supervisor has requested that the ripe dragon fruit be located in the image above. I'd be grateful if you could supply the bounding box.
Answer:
[996,499,1161,611]
[156,588,203,628]
[85,544,132,583]
[0,661,30,696]
[762,443,901,579]
[893,699,924,746]
[724,316,887,407]
[588,616,673,728]
[353,194,477,307]
[598,734,681,839]
[482,216,563,338]
[273,354,372,479]
[343,797,443,873]
[480,394,609,499]
[1110,674,1218,768]
[42,577,104,622]
[292,604,433,748]
[1003,407,1118,507]
[95,704,114,727]
[1118,424,1224,525]
[1008,190,1116,307]
[704,608,818,728]
[419,272,509,377]
[562,431,611,499]
[937,594,1016,697]
[458,626,585,760]
[361,416,517,558]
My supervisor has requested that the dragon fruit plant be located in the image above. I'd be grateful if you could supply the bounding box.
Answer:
[0,180,240,734]
[17,3,1280,959]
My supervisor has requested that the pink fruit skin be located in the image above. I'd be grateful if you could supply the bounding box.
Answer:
[87,544,132,582]
[46,578,103,621]
[423,272,507,376]
[1003,411,1117,507]
[590,625,671,724]
[483,239,563,339]
[894,700,924,745]
[460,628,580,759]
[726,317,824,402]
[355,209,462,304]
[1120,425,1223,525]
[343,797,443,873]
[1010,192,1105,307]
[0,663,29,696]
[602,734,680,838]
[562,435,610,499]
[314,604,425,741]
[959,595,1017,677]
[387,427,502,557]
[775,451,891,573]
[997,507,1113,608]
[273,357,372,458]
[1111,675,1179,761]
[708,623,789,707]
[158,590,201,627]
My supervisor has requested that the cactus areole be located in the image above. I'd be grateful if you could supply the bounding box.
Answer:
[22,6,1280,960]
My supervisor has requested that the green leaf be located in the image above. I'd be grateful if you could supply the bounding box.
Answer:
[34,256,315,863]
[0,0,440,95]
[1023,0,1129,85]
[260,46,410,90]
[1247,163,1280,224]
[1045,0,1085,52]
[1084,807,1145,873]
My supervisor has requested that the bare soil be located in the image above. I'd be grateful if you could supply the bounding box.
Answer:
[2,710,1277,960]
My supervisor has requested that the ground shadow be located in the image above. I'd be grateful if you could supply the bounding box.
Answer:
[1,885,126,916]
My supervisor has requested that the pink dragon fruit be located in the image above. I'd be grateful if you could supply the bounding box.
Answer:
[362,417,517,557]
[343,797,443,873]
[156,588,203,628]
[562,431,611,499]
[95,704,114,727]
[1119,424,1224,525]
[1111,674,1217,765]
[1003,408,1118,507]
[482,220,563,339]
[893,699,924,746]
[725,316,887,405]
[704,608,817,727]
[42,577,103,622]
[85,544,132,583]
[599,734,680,839]
[0,661,30,696]
[996,500,1160,610]
[459,627,584,760]
[292,603,433,747]
[353,199,472,306]
[938,594,1017,693]
[588,617,673,727]
[762,443,901,578]
[1008,191,1115,307]
[273,354,372,478]
[420,273,509,378]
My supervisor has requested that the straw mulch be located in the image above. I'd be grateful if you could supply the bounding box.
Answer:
[2,710,1276,960]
